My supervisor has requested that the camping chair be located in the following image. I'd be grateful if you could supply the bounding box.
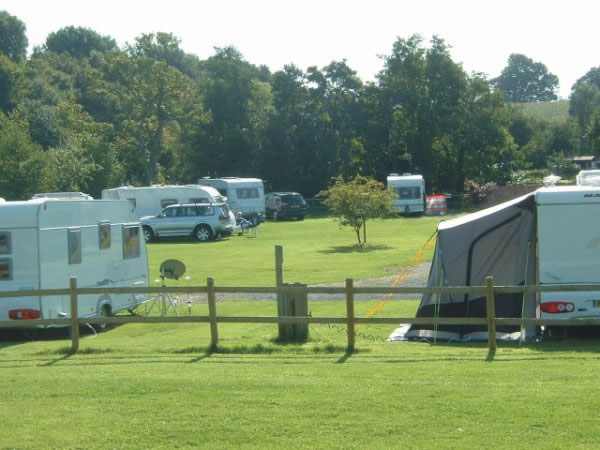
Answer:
[237,214,258,238]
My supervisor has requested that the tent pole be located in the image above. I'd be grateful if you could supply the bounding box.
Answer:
[520,240,532,344]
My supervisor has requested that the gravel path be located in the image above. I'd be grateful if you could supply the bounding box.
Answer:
[162,262,431,304]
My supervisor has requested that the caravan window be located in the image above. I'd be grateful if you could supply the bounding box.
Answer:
[68,229,82,265]
[236,188,259,199]
[0,232,11,254]
[161,199,178,208]
[395,187,421,200]
[122,226,141,259]
[0,258,11,280]
[189,197,209,204]
[98,222,111,250]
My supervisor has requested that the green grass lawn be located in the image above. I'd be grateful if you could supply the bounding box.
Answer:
[147,216,441,286]
[3,299,600,449]
[5,216,600,449]
[517,99,570,123]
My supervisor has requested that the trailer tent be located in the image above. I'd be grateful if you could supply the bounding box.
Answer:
[390,192,538,341]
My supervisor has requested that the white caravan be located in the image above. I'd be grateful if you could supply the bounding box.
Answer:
[197,177,265,223]
[387,174,425,214]
[536,186,600,321]
[32,192,94,200]
[393,185,600,342]
[101,185,226,219]
[0,199,148,325]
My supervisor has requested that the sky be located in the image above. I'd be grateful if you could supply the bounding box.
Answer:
[2,0,598,98]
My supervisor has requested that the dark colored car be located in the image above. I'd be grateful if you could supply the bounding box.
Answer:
[265,192,308,220]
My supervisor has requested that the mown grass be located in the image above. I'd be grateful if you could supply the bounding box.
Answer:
[3,299,600,449]
[4,216,600,448]
[147,216,442,286]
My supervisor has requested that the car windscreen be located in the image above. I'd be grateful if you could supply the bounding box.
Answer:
[280,194,305,205]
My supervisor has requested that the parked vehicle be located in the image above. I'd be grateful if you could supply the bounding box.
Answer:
[425,194,448,216]
[32,192,93,200]
[101,185,227,219]
[0,198,149,326]
[197,177,265,224]
[140,203,235,242]
[265,192,308,220]
[387,174,425,214]
[576,170,600,186]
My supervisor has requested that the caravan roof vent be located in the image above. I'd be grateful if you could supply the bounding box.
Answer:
[389,173,399,177]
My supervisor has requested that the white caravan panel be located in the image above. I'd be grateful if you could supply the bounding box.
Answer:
[537,189,600,320]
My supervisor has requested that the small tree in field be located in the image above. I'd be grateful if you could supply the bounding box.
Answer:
[320,175,394,246]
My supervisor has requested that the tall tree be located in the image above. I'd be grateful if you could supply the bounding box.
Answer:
[45,26,117,58]
[0,53,19,112]
[493,53,559,102]
[0,11,27,62]
[0,113,45,199]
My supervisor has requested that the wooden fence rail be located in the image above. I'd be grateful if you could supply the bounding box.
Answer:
[3,275,600,356]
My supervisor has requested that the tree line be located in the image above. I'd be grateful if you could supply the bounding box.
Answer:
[0,10,599,200]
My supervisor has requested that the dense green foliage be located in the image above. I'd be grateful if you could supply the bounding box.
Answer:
[493,53,559,102]
[0,12,600,200]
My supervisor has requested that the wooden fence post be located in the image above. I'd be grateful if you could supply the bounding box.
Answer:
[345,278,355,353]
[69,277,79,354]
[485,276,497,355]
[275,245,285,337]
[275,245,283,287]
[207,277,218,351]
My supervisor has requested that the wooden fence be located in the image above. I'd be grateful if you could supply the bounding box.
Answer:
[4,275,600,357]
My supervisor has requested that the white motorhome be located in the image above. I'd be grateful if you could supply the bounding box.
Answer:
[576,170,600,186]
[0,199,148,325]
[101,185,226,219]
[387,174,425,214]
[197,177,265,224]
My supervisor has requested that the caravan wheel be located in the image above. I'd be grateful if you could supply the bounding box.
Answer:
[95,304,112,332]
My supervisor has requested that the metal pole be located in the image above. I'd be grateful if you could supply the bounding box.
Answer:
[485,276,497,356]
[69,277,79,354]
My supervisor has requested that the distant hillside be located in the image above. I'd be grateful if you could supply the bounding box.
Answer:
[516,99,570,123]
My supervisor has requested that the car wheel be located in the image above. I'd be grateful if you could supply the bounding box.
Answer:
[143,226,155,243]
[194,224,213,242]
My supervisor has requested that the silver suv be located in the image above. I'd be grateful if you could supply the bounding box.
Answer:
[141,203,235,242]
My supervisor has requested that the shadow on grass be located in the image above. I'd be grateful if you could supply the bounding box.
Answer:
[319,244,393,255]
[147,236,231,246]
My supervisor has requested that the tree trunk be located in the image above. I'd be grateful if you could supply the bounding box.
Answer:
[362,217,367,245]
[354,225,362,246]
